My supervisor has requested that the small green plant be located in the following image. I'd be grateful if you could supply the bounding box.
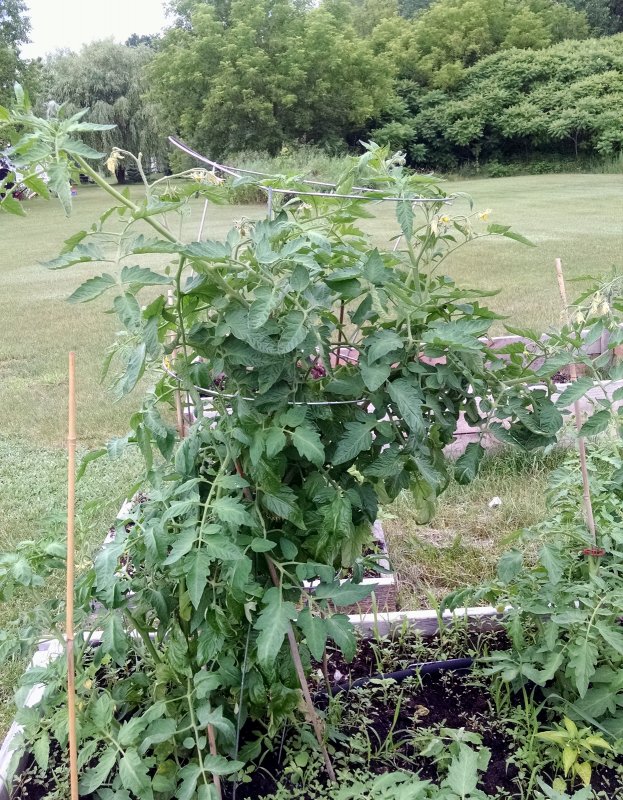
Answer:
[536,717,611,788]
[412,727,489,774]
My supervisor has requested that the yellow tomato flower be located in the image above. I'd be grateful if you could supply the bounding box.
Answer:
[479,208,492,221]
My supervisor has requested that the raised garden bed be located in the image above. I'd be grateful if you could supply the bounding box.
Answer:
[6,621,623,800]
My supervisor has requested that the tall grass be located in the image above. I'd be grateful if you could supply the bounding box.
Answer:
[223,147,354,203]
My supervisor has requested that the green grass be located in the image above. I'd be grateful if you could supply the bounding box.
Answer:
[0,172,620,735]
[384,448,567,607]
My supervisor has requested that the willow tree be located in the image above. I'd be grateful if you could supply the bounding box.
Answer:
[41,40,165,182]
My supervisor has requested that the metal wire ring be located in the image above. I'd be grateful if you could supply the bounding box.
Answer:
[163,362,366,406]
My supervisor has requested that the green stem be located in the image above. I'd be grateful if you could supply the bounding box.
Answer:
[124,610,161,664]
[74,155,176,244]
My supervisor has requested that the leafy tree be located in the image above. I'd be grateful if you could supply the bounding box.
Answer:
[396,0,589,89]
[410,34,623,167]
[41,40,165,182]
[166,0,236,27]
[125,33,159,48]
[0,0,30,103]
[398,0,433,15]
[150,0,394,156]
[562,0,623,33]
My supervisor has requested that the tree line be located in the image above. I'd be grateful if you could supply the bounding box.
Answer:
[2,0,623,175]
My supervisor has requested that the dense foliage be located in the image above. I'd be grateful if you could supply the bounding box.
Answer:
[151,0,599,165]
[563,0,623,33]
[149,0,393,156]
[399,34,623,168]
[8,0,622,173]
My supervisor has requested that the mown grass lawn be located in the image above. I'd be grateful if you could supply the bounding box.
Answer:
[0,172,620,733]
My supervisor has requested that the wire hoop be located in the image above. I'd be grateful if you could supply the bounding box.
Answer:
[163,362,366,407]
[168,137,450,205]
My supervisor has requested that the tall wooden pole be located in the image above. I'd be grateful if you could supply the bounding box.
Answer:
[66,352,79,800]
[554,259,596,543]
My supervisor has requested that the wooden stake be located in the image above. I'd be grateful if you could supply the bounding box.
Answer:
[264,557,336,782]
[554,258,596,542]
[66,352,79,800]
[206,722,222,799]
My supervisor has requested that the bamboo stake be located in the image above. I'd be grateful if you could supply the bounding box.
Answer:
[264,556,336,782]
[554,258,596,542]
[66,352,79,800]
[206,723,222,799]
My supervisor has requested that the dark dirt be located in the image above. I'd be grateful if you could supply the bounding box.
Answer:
[319,628,510,684]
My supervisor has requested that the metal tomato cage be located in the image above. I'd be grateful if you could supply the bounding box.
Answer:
[168,136,449,220]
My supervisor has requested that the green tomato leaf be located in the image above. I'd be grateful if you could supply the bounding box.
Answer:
[363,249,388,285]
[539,544,564,585]
[250,538,276,553]
[212,497,254,528]
[568,637,598,698]
[102,612,129,666]
[120,265,172,289]
[118,717,147,748]
[596,621,623,656]
[291,424,325,466]
[255,597,297,669]
[186,548,212,608]
[265,427,287,458]
[396,200,414,239]
[314,580,374,606]
[114,292,141,331]
[579,410,612,437]
[487,223,535,247]
[203,755,245,776]
[454,442,485,485]
[79,745,117,794]
[119,748,153,799]
[196,705,236,744]
[296,608,327,661]
[388,379,425,437]
[67,273,116,303]
[555,377,595,409]
[326,614,356,662]
[497,549,523,584]
[261,487,305,527]
[47,159,72,215]
[114,343,146,398]
[332,420,375,465]
[0,194,26,216]
[360,360,391,392]
[366,330,403,364]
[61,137,105,159]
[33,730,49,772]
